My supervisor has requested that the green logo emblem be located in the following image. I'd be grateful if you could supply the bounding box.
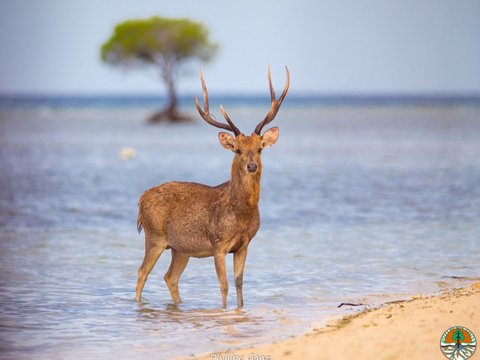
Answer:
[440,326,476,359]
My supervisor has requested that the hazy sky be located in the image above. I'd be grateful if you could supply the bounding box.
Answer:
[1,0,479,95]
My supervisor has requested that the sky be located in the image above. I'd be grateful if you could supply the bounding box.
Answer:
[0,0,479,95]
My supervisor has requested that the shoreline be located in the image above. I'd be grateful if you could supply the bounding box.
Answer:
[192,281,480,360]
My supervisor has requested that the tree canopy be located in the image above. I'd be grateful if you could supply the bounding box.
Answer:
[100,16,218,122]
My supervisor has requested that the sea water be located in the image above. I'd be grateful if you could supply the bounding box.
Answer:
[1,100,479,359]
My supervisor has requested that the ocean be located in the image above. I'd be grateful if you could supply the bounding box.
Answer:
[1,95,479,358]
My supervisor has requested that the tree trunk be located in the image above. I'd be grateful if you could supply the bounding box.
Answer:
[166,76,177,114]
[148,70,191,124]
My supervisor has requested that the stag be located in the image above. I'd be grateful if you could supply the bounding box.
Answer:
[135,66,290,307]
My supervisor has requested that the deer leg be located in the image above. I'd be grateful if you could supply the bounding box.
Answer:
[213,252,228,308]
[135,241,166,302]
[233,247,248,308]
[164,249,189,304]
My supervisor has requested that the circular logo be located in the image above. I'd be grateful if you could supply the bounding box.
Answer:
[440,326,477,359]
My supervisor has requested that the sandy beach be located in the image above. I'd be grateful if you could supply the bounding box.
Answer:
[196,282,480,360]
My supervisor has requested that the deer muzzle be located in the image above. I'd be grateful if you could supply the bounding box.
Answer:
[247,162,258,173]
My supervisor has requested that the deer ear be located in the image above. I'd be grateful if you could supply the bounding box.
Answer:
[261,127,279,148]
[218,132,235,150]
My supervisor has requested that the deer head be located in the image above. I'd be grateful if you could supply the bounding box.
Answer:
[195,66,290,175]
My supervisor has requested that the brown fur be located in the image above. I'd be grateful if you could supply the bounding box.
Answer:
[135,129,279,307]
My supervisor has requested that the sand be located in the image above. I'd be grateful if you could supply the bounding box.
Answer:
[196,282,480,360]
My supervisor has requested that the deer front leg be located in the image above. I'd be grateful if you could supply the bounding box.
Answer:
[233,247,248,308]
[213,252,228,308]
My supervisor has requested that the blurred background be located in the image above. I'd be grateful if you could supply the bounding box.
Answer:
[0,1,479,359]
[1,0,479,95]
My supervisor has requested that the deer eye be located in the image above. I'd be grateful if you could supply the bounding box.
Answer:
[235,149,242,155]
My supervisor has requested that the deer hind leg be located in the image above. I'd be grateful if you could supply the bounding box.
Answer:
[135,235,166,302]
[164,249,189,304]
[214,252,228,308]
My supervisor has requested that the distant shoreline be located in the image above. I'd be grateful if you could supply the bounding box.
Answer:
[192,281,480,360]
[1,93,480,109]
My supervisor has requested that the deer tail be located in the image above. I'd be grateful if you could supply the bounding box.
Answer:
[136,209,143,234]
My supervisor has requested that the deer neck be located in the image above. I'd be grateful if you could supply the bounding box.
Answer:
[228,162,261,215]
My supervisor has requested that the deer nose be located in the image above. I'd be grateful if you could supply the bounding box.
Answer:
[247,162,258,173]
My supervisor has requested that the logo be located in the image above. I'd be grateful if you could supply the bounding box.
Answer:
[440,326,476,360]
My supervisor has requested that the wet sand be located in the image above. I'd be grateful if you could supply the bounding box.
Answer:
[194,282,480,360]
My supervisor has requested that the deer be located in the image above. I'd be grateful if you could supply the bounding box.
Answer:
[135,66,290,308]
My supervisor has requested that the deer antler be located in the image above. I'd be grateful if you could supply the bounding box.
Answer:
[195,70,241,136]
[254,65,290,135]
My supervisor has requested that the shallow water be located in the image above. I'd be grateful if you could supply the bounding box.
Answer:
[1,103,479,359]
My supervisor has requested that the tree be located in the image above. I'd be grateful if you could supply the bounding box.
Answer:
[100,16,218,123]
[453,329,465,344]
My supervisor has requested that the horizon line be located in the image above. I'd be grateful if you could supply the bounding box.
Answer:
[1,91,480,99]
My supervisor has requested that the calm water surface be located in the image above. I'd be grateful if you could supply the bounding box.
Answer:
[1,103,479,359]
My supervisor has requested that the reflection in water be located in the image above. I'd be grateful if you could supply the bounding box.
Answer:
[136,304,262,331]
[0,104,479,358]
[131,297,301,356]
